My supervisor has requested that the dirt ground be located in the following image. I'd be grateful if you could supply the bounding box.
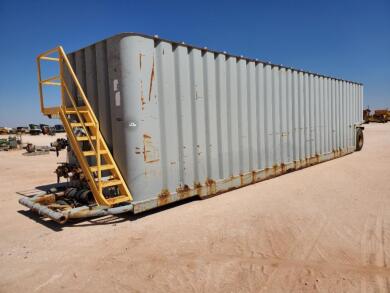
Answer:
[0,124,389,292]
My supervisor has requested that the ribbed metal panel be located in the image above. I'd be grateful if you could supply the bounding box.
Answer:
[68,33,363,212]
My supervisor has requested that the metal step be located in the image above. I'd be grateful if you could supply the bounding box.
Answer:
[76,136,96,141]
[100,179,122,188]
[83,150,108,156]
[89,164,114,172]
[71,122,94,127]
[106,195,131,205]
[65,109,89,114]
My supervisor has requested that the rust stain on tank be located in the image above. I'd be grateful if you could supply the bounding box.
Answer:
[274,164,282,175]
[140,80,145,110]
[158,189,170,206]
[194,182,203,196]
[270,165,278,177]
[205,178,216,195]
[177,184,191,200]
[143,134,159,163]
[264,167,271,178]
[148,57,155,101]
[239,174,244,186]
[310,157,315,165]
[280,163,287,173]
[251,170,257,183]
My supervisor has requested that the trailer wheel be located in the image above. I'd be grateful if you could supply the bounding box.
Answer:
[356,128,364,151]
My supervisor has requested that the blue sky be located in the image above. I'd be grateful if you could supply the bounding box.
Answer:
[0,0,389,127]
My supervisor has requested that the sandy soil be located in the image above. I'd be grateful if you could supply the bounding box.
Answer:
[0,124,390,292]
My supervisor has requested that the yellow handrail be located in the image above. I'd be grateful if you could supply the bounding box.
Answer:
[58,47,99,125]
[62,82,97,154]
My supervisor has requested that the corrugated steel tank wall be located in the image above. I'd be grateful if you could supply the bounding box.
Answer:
[68,34,363,208]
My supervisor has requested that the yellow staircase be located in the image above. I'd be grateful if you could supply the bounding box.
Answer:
[37,46,132,206]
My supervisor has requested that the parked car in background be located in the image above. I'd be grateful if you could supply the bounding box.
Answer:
[39,124,56,135]
[54,124,65,133]
[16,126,29,134]
[29,124,42,136]
[39,124,49,133]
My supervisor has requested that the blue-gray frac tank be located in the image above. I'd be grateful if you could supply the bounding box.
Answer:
[66,33,363,213]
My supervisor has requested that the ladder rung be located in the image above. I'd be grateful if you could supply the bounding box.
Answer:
[83,150,108,156]
[41,75,60,84]
[76,136,96,141]
[100,179,122,188]
[89,164,114,172]
[71,122,94,127]
[106,195,131,205]
[40,56,60,61]
[42,81,61,86]
[66,109,89,114]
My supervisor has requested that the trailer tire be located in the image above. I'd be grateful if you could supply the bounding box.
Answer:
[356,128,364,151]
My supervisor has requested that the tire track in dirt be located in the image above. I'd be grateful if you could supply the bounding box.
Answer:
[360,194,389,293]
[288,220,331,292]
[123,250,390,285]
[287,214,363,292]
[258,215,329,292]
